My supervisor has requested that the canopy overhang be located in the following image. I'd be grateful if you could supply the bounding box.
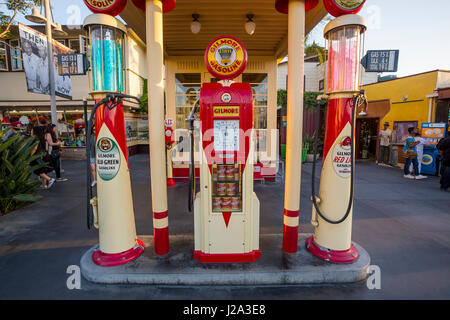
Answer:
[119,0,328,58]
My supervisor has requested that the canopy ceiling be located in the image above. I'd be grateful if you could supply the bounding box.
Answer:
[120,0,328,58]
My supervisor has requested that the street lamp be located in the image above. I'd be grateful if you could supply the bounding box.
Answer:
[25,0,67,127]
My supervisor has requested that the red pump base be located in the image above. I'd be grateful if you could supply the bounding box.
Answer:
[194,250,261,263]
[92,239,145,267]
[167,178,176,187]
[305,236,358,263]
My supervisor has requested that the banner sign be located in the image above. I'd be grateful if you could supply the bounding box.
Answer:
[361,50,400,73]
[19,23,73,99]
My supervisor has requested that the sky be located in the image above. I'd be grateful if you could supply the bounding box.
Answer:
[5,0,450,77]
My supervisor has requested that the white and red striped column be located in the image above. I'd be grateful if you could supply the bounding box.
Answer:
[146,0,171,255]
[282,0,306,253]
[153,210,169,255]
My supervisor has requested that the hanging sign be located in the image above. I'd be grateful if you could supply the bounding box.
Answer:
[83,0,127,16]
[205,36,248,80]
[323,0,366,17]
[58,53,90,76]
[361,50,400,73]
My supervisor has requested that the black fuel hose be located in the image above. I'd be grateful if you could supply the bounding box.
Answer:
[187,99,200,212]
[311,90,365,225]
[85,93,141,229]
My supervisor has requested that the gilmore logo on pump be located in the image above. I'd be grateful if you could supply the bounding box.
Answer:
[205,36,248,80]
[213,106,240,118]
[85,0,115,9]
[83,0,127,16]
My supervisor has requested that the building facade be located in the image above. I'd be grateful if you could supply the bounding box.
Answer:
[0,24,148,158]
[359,69,450,162]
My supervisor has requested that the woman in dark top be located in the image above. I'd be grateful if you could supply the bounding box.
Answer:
[30,126,55,189]
[45,124,68,182]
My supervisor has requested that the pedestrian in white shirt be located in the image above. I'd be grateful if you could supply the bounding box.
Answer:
[378,122,392,165]
[408,128,427,179]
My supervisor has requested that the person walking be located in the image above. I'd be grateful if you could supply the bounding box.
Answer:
[403,127,425,180]
[378,122,392,165]
[45,124,68,182]
[408,128,428,178]
[437,132,450,191]
[31,126,55,189]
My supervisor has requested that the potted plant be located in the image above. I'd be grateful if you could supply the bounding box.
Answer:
[303,134,319,163]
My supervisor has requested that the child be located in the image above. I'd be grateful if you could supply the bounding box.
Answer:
[403,127,425,180]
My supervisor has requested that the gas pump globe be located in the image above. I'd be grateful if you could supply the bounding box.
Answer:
[306,14,367,263]
[325,16,366,94]
[84,14,126,99]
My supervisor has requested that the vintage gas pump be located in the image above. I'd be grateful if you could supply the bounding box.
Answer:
[306,1,368,263]
[83,13,144,266]
[188,36,260,263]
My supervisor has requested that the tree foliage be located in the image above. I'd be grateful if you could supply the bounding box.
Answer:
[277,89,328,111]
[0,129,45,215]
[0,0,41,39]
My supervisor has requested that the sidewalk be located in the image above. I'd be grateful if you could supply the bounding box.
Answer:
[0,154,449,299]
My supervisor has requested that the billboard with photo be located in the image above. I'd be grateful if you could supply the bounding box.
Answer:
[18,23,73,99]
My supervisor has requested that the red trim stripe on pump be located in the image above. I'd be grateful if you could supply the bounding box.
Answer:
[95,100,129,166]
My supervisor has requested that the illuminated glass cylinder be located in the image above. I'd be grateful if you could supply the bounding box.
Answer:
[324,15,366,93]
[84,14,126,97]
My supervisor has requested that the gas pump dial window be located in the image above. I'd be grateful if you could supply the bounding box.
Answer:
[214,120,240,152]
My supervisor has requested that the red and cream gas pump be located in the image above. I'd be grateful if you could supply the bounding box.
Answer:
[83,10,144,266]
[188,36,260,263]
[306,0,368,263]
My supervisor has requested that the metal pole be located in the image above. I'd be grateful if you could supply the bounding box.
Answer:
[282,0,305,253]
[146,0,169,255]
[44,0,57,127]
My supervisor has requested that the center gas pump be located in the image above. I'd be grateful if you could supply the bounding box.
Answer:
[83,13,144,267]
[188,36,260,263]
[305,2,368,263]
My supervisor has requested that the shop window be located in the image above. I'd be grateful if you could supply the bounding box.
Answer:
[392,121,418,144]
[243,73,268,129]
[175,73,201,129]
[9,40,22,71]
[0,42,8,71]
[69,39,80,53]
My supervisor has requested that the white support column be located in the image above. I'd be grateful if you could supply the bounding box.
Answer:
[146,0,169,255]
[282,0,305,253]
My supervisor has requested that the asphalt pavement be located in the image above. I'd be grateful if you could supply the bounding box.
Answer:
[0,154,449,299]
